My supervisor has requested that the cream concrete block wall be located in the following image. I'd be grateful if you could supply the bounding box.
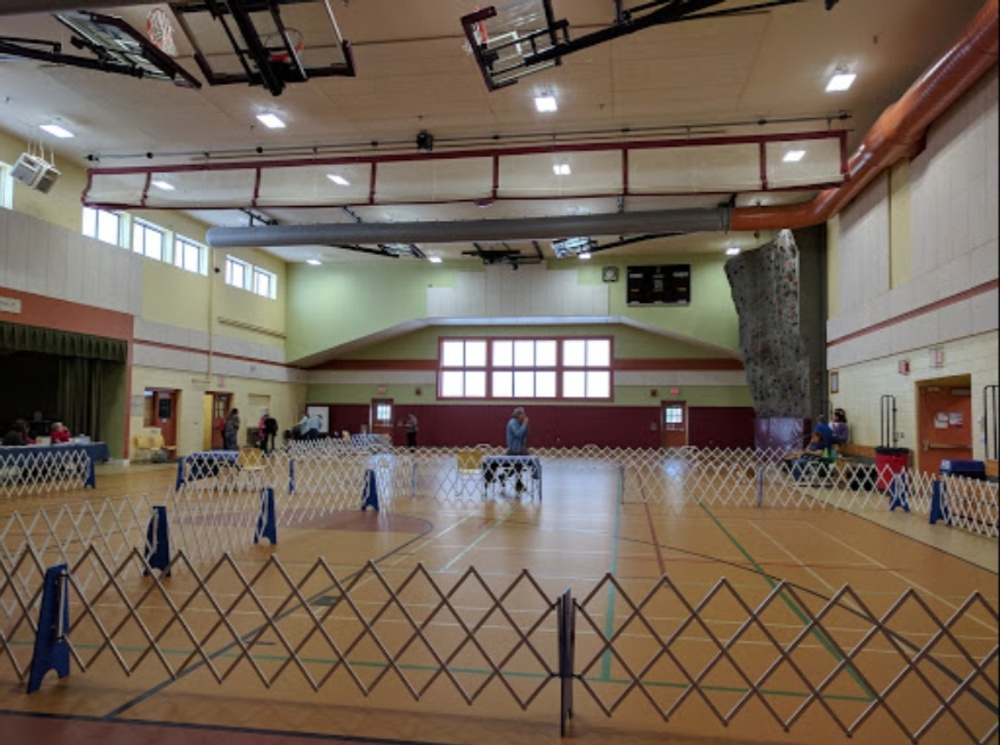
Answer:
[827,68,998,462]
[829,331,998,462]
[130,365,306,457]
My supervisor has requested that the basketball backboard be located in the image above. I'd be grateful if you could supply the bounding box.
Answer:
[0,11,202,89]
[169,0,355,97]
[460,0,562,91]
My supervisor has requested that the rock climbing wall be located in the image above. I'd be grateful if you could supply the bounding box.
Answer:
[725,231,810,419]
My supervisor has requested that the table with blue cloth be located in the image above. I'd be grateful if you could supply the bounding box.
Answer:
[176,450,239,489]
[481,455,542,499]
[0,442,109,489]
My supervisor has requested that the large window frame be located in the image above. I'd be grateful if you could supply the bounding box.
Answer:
[0,161,12,210]
[174,235,208,275]
[132,219,166,261]
[437,336,613,401]
[225,254,278,299]
[82,206,126,247]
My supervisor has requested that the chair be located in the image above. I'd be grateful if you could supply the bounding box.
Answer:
[456,448,485,498]
[237,446,267,489]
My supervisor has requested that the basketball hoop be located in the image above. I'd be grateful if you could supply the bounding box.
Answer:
[146,7,177,57]
[265,28,305,64]
[461,6,489,55]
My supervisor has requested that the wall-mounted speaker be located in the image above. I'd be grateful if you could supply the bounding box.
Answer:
[11,152,61,193]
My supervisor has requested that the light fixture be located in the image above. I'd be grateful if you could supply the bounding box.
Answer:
[428,256,443,264]
[725,246,741,256]
[39,123,74,138]
[306,258,322,266]
[151,180,175,191]
[783,150,806,163]
[578,252,592,260]
[825,67,856,92]
[534,94,558,112]
[256,113,286,129]
[326,174,350,186]
[553,163,571,176]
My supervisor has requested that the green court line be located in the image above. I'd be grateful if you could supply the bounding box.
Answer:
[11,640,869,703]
[695,501,875,701]
[601,485,623,682]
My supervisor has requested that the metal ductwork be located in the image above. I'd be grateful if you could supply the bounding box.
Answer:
[0,0,149,14]
[205,208,730,249]
[731,0,999,232]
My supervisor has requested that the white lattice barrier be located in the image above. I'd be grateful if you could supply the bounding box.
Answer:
[0,448,92,498]
[169,446,998,540]
[571,573,999,744]
[0,497,154,602]
[2,551,995,744]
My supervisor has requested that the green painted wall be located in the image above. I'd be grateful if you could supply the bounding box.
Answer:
[287,254,740,362]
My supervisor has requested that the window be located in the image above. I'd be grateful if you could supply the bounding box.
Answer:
[132,220,165,261]
[438,336,612,400]
[0,161,12,210]
[82,206,124,246]
[175,236,206,275]
[491,339,557,399]
[440,339,487,398]
[225,255,277,299]
[562,339,611,399]
[253,266,277,299]
[225,255,250,289]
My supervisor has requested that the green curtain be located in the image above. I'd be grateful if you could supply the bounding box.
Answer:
[56,357,105,439]
[0,322,127,362]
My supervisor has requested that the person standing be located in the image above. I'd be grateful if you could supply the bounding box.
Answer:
[405,413,419,450]
[223,408,240,451]
[505,407,531,494]
[260,411,279,454]
[506,407,529,455]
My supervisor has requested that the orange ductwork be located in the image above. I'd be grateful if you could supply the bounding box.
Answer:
[731,0,999,232]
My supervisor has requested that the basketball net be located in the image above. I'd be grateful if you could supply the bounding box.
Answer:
[266,28,304,64]
[146,7,177,57]
[461,5,489,55]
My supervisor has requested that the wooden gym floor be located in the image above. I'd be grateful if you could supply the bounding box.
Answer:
[0,460,997,745]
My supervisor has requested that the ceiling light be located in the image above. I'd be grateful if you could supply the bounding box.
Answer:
[428,256,443,264]
[151,180,175,191]
[327,174,350,186]
[825,68,856,92]
[534,94,558,112]
[726,247,741,256]
[578,252,592,260]
[783,150,806,163]
[256,113,286,129]
[553,163,571,176]
[552,236,595,258]
[306,259,322,266]
[39,123,74,138]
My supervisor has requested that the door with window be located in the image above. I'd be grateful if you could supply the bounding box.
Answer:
[145,388,179,455]
[661,401,688,448]
[204,392,231,450]
[371,398,394,445]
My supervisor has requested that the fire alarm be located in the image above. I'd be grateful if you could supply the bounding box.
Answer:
[898,359,910,375]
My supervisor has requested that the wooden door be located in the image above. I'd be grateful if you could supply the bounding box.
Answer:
[209,392,231,450]
[917,377,973,475]
[371,398,394,445]
[661,401,688,448]
[147,389,179,454]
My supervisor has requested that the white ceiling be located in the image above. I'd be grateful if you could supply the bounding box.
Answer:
[0,0,988,264]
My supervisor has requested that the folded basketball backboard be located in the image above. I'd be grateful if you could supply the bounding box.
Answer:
[461,0,562,90]
[169,0,355,96]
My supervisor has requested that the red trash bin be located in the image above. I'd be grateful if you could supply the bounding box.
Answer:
[874,447,910,490]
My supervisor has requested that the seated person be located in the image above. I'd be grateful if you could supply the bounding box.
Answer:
[50,422,71,443]
[2,425,24,447]
[830,408,849,445]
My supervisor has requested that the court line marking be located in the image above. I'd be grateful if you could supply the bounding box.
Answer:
[808,524,998,633]
[440,509,517,572]
[600,490,623,682]
[748,521,837,594]
[696,501,874,700]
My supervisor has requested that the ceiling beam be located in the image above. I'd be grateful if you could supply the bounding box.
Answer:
[0,0,150,15]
